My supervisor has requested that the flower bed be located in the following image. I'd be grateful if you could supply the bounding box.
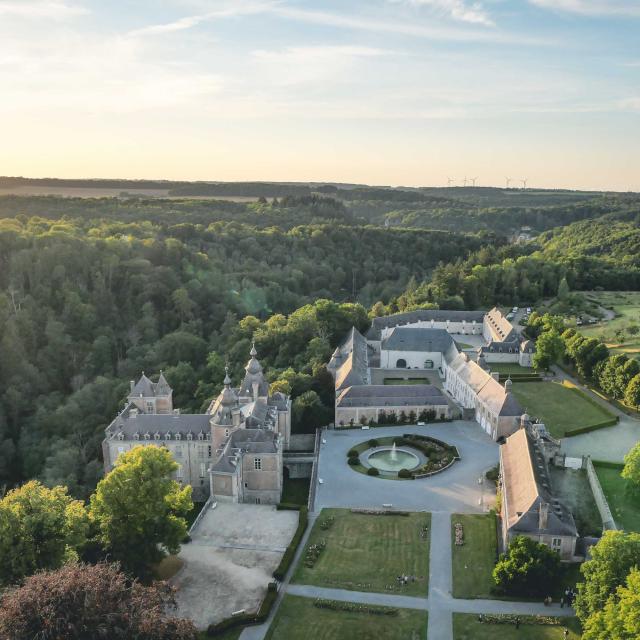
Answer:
[477,614,562,626]
[454,522,464,546]
[313,599,399,617]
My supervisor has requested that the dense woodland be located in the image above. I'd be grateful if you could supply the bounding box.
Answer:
[1,186,640,500]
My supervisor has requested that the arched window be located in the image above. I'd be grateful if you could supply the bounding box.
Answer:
[424,359,434,369]
[396,358,407,368]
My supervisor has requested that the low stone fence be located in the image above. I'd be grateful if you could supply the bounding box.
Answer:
[188,496,215,536]
[585,457,617,531]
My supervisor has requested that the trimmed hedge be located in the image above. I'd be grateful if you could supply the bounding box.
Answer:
[367,467,380,476]
[206,581,279,636]
[564,417,618,437]
[347,457,360,466]
[273,506,308,581]
[276,502,303,511]
[347,448,359,458]
[398,468,412,478]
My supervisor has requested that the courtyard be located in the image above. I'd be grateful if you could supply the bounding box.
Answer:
[314,422,499,513]
[174,503,298,629]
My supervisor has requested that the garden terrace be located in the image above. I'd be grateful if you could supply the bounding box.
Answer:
[291,508,431,596]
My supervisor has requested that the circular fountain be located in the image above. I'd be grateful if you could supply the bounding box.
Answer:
[367,442,420,473]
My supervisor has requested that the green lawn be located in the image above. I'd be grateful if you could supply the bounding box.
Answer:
[198,629,242,640]
[266,595,427,640]
[282,477,310,506]
[292,508,430,596]
[594,463,640,532]
[451,513,497,599]
[489,363,536,375]
[383,378,429,385]
[578,291,640,361]
[453,614,581,640]
[510,381,615,438]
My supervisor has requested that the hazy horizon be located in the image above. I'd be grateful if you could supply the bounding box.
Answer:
[1,0,639,191]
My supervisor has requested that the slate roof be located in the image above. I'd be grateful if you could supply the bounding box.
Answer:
[129,373,172,398]
[367,309,485,340]
[330,327,369,390]
[381,327,454,353]
[336,384,447,408]
[484,307,517,343]
[501,428,577,537]
[108,405,211,439]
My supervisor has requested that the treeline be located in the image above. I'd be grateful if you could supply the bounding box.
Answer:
[527,313,640,408]
[0,204,488,496]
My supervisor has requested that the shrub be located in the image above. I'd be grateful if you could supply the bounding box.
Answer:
[368,439,379,448]
[276,502,302,511]
[347,449,359,458]
[348,457,359,466]
[398,468,411,478]
[273,506,308,581]
[367,467,380,476]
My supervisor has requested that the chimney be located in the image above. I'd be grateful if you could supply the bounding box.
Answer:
[539,502,549,530]
[130,380,135,392]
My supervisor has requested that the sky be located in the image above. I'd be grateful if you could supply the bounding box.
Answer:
[0,0,639,190]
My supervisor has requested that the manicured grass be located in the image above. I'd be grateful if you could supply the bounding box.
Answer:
[451,513,497,599]
[489,363,536,375]
[292,508,430,596]
[198,629,242,640]
[453,614,582,640]
[383,377,429,385]
[282,477,311,506]
[510,381,615,438]
[265,595,427,640]
[594,463,640,532]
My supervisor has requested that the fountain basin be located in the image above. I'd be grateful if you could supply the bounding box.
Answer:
[367,448,420,473]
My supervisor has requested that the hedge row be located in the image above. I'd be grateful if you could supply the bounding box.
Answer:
[313,598,399,616]
[592,460,625,470]
[273,506,308,581]
[564,417,619,437]
[478,613,562,626]
[206,582,278,636]
[276,502,303,511]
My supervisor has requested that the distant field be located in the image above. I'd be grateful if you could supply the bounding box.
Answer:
[578,291,640,361]
[594,463,640,532]
[510,381,616,438]
[266,595,427,640]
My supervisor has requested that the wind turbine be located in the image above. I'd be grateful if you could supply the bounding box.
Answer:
[505,177,512,189]
[447,177,454,187]
[521,178,528,190]
[470,177,478,187]
[463,176,468,187]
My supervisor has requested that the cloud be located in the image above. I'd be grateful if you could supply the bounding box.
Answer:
[392,0,494,27]
[127,1,275,38]
[0,1,88,18]
[529,1,640,17]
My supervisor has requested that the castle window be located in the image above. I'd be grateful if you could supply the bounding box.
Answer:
[255,498,261,504]
[552,538,562,549]
[146,401,154,413]
[225,428,230,437]
[133,432,140,441]
[117,432,124,441]
[175,446,183,458]
[198,446,206,459]
[144,432,151,440]
[198,432,205,441]
[154,432,160,441]
[165,432,171,440]
[176,465,183,479]
[186,433,193,441]
[175,433,182,441]
[208,445,212,458]
[199,462,207,478]
[254,457,262,470]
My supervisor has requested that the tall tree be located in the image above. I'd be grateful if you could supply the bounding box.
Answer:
[89,447,192,579]
[0,562,197,640]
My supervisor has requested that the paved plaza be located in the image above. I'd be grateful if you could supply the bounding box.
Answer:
[314,421,499,513]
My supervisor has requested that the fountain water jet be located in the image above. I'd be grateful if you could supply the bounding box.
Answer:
[390,442,397,461]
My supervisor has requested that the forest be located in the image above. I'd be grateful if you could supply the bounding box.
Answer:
[1,187,640,500]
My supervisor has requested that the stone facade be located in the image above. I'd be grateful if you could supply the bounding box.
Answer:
[102,347,291,504]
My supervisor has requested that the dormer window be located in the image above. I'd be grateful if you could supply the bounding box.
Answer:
[206,432,211,440]
[198,432,205,441]
[165,432,171,440]
[175,433,182,441]
[144,432,151,440]
[117,432,124,441]
[154,432,160,441]
[187,433,193,441]
[133,432,140,441]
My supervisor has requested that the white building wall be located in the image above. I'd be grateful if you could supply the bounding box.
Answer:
[380,349,443,370]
